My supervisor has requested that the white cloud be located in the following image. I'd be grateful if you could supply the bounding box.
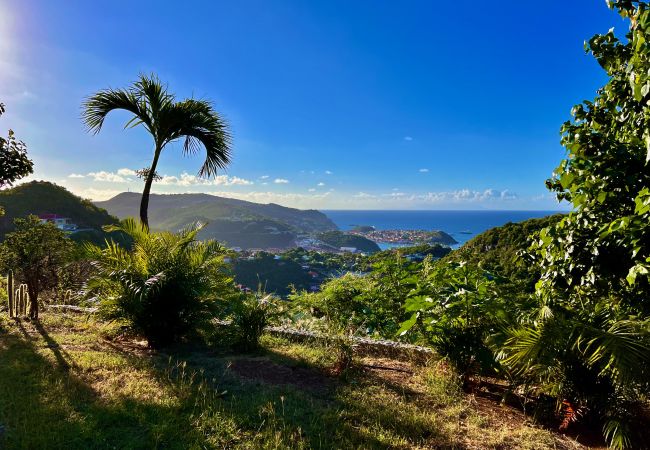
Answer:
[207,190,332,208]
[500,189,517,200]
[404,136,413,141]
[349,188,518,207]
[419,168,429,173]
[308,188,316,192]
[260,175,270,179]
[117,168,137,176]
[88,171,127,183]
[158,172,253,187]
[68,173,85,178]
[416,189,517,203]
[325,170,333,175]
[317,182,325,186]
[81,169,253,187]
[77,188,123,201]
[274,178,290,184]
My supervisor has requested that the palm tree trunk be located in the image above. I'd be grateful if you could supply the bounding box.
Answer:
[140,146,162,230]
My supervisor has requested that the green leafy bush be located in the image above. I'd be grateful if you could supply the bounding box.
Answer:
[291,256,420,337]
[399,261,508,381]
[228,293,280,351]
[498,3,650,447]
[84,219,234,347]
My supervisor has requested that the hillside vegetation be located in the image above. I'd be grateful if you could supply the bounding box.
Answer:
[0,181,118,239]
[96,192,337,249]
[317,230,381,253]
[445,214,564,289]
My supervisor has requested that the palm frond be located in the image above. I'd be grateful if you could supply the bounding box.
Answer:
[82,88,152,134]
[133,73,174,121]
[160,99,231,176]
[576,320,650,386]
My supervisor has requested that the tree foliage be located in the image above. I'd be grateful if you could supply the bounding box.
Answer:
[83,219,234,347]
[447,215,562,291]
[82,74,231,228]
[500,3,650,447]
[399,262,508,381]
[0,216,73,319]
[0,102,33,190]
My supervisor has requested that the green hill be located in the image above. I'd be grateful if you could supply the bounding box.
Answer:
[0,181,119,240]
[423,230,457,245]
[445,214,564,288]
[96,192,338,249]
[317,231,381,253]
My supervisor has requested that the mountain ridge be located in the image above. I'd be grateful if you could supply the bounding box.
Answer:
[95,191,338,249]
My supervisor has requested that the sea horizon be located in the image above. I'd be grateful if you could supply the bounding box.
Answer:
[322,209,564,247]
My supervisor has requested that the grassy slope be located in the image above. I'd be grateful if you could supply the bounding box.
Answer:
[0,313,581,449]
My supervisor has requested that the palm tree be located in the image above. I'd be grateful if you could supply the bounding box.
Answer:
[82,74,231,229]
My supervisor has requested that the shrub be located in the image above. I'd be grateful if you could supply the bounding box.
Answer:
[0,216,73,319]
[327,333,354,377]
[398,261,509,382]
[290,256,420,337]
[84,219,234,347]
[228,293,279,351]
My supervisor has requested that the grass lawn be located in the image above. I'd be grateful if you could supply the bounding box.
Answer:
[0,312,587,449]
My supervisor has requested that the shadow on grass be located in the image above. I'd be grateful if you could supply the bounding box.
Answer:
[0,319,211,449]
[0,318,465,449]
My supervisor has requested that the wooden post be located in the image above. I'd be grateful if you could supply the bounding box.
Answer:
[7,271,14,318]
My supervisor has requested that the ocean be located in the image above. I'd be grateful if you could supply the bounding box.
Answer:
[322,210,563,249]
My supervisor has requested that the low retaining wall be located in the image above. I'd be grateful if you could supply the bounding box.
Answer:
[47,306,436,361]
[47,305,98,314]
[267,326,435,362]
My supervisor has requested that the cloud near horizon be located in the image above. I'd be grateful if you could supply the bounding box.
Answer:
[57,168,546,209]
[69,169,254,187]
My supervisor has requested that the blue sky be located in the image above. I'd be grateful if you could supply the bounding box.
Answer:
[0,1,622,209]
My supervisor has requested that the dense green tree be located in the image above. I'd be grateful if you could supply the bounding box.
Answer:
[0,102,34,217]
[500,3,650,448]
[446,215,562,292]
[0,103,33,190]
[0,216,73,319]
[82,74,231,229]
[233,252,314,297]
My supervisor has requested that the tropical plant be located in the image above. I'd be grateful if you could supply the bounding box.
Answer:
[0,216,73,319]
[0,102,33,191]
[291,255,420,337]
[398,261,507,383]
[82,74,231,229]
[228,292,283,351]
[499,2,650,447]
[84,219,234,347]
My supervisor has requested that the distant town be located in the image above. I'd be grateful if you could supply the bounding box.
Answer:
[348,226,458,246]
